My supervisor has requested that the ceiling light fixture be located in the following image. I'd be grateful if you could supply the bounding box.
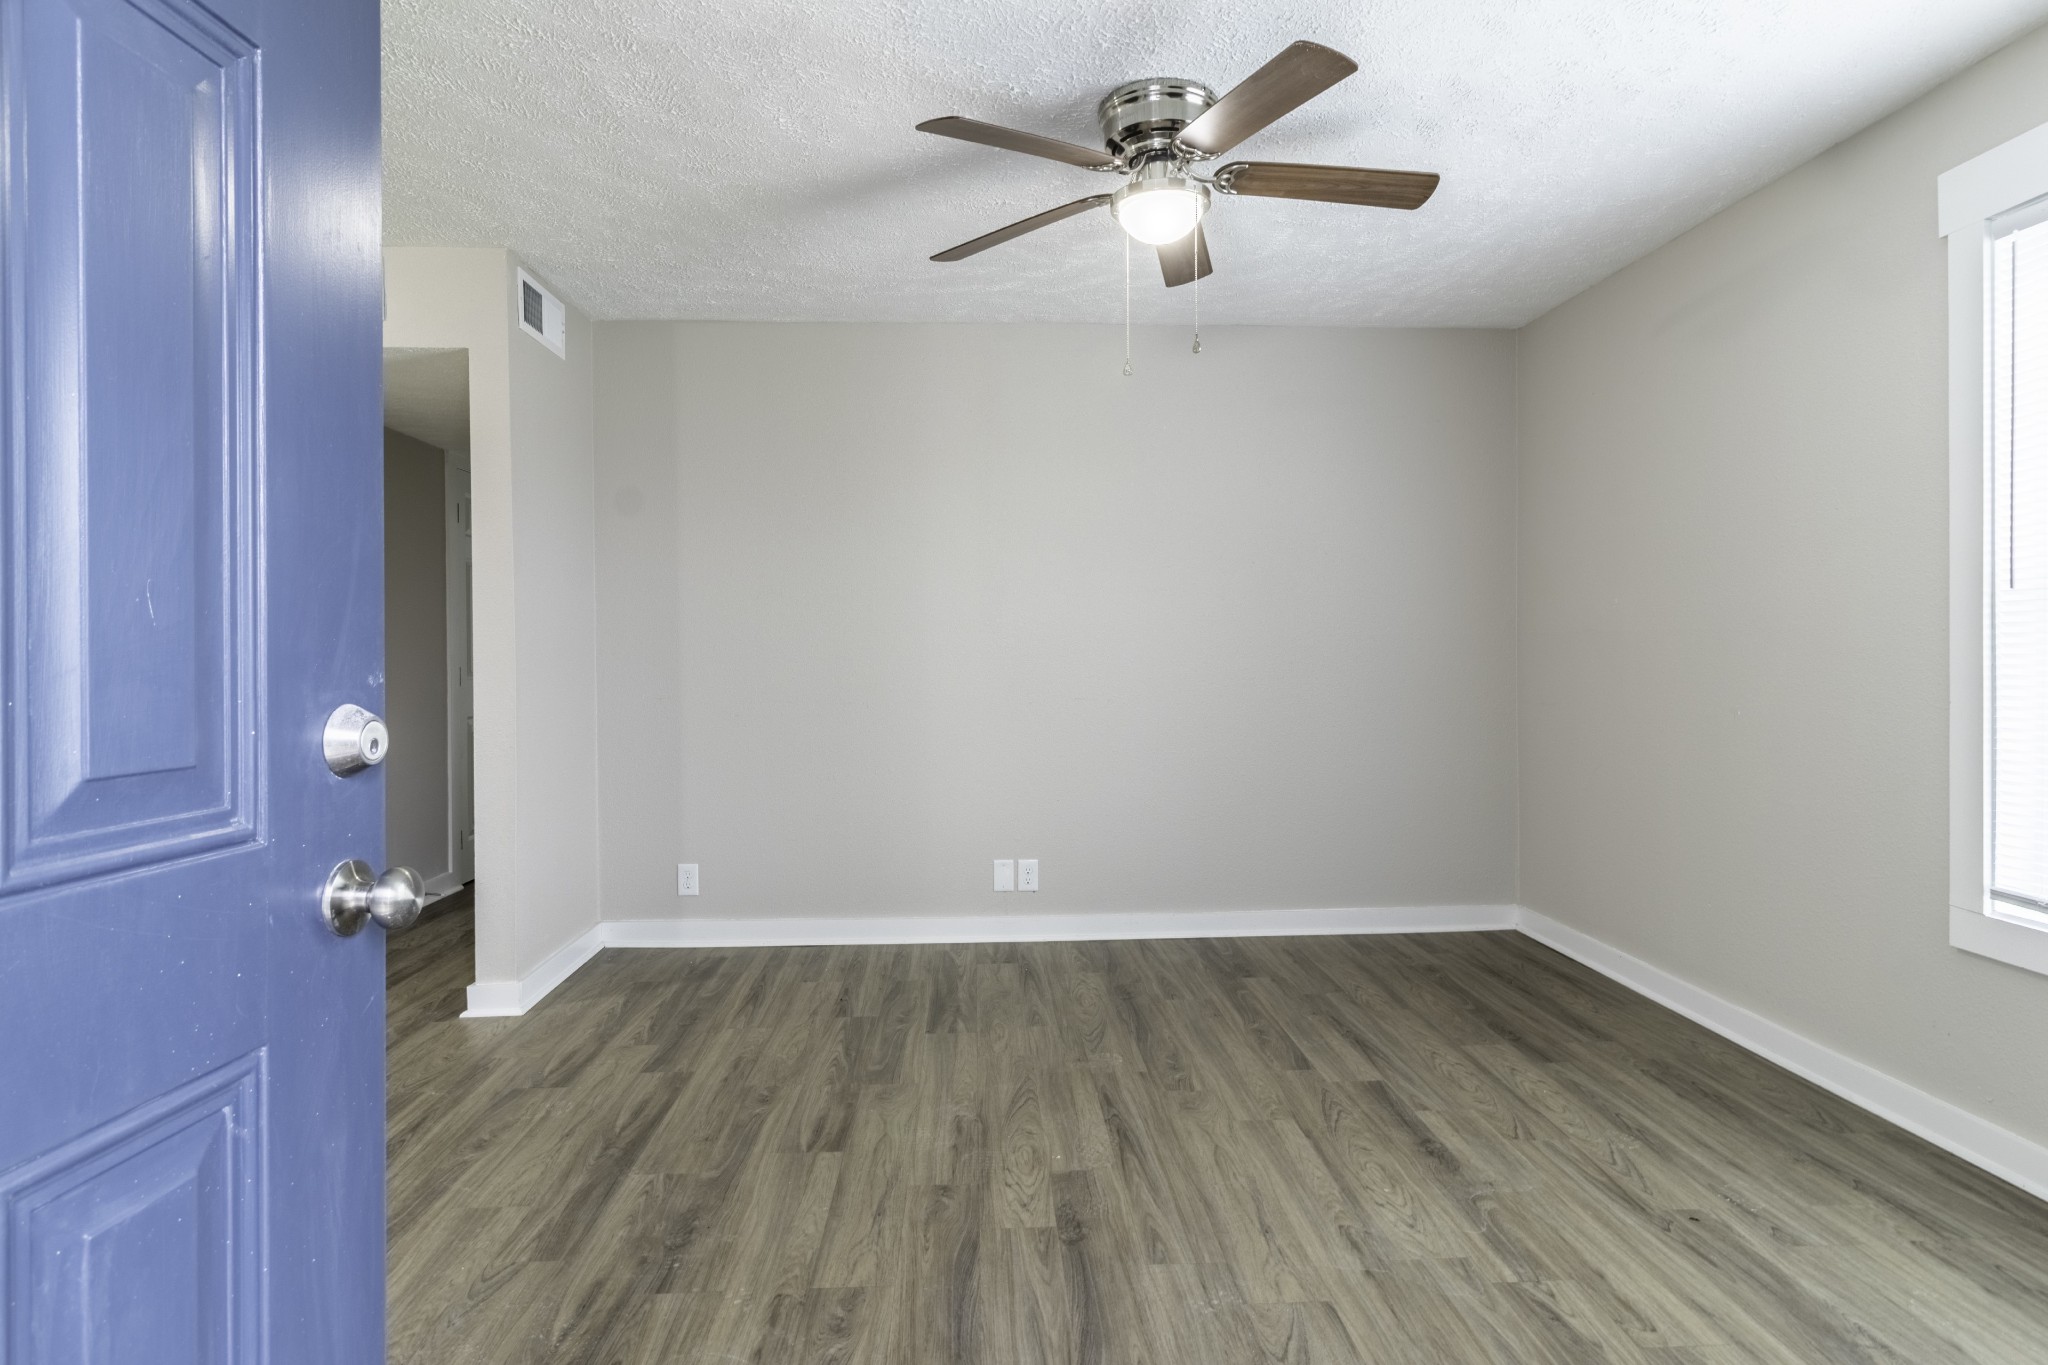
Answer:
[917,42,1442,290]
[1110,163,1209,245]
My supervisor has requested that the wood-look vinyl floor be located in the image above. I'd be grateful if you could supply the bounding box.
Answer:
[387,911,2048,1363]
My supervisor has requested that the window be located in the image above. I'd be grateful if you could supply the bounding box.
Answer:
[1989,207,2048,924]
[1945,122,2048,976]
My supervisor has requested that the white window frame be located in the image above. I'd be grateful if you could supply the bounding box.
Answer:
[1945,120,2048,977]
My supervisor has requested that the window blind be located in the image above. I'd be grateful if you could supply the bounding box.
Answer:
[1990,208,2048,912]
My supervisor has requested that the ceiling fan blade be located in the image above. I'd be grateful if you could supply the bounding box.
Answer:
[1213,161,1439,210]
[1174,41,1358,158]
[916,116,1120,170]
[930,194,1114,262]
[1157,226,1213,288]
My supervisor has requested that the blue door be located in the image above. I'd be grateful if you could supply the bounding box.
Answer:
[0,0,384,1359]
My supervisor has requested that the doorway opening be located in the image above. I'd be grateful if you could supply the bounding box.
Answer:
[382,347,475,913]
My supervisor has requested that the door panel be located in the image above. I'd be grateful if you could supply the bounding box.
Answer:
[0,0,384,1357]
[6,0,260,893]
[2,1055,260,1365]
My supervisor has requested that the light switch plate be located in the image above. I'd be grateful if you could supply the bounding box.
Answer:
[1018,859,1039,892]
[677,863,699,896]
[993,859,1015,892]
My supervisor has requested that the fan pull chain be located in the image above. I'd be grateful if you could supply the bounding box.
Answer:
[1123,234,1133,377]
[1193,266,1202,355]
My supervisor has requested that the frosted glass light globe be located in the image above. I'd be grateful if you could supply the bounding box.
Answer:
[1112,180,1206,246]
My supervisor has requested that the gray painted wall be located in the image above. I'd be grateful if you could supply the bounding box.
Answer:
[383,427,449,881]
[384,247,601,987]
[506,265,602,970]
[593,323,1519,921]
[1518,25,2048,1145]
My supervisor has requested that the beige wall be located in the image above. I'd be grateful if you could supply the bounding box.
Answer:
[383,428,449,880]
[593,323,1519,921]
[384,248,600,989]
[1518,27,2048,1144]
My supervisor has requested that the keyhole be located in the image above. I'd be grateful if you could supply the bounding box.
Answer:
[366,736,381,759]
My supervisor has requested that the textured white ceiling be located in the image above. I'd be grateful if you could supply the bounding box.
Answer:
[384,0,2048,327]
[383,348,469,452]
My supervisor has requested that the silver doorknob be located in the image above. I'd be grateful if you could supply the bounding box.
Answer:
[321,860,425,936]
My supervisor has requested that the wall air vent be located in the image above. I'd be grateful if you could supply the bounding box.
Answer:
[515,267,566,358]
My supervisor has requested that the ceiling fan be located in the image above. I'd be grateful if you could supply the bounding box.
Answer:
[917,40,1439,288]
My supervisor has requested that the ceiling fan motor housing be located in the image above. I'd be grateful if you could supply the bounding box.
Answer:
[1097,78,1218,163]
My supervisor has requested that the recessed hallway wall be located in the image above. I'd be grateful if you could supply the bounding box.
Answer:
[383,426,450,882]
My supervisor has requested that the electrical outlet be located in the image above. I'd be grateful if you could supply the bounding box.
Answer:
[677,863,699,896]
[993,859,1015,892]
[1018,859,1039,892]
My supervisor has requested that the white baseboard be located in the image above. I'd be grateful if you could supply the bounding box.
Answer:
[603,903,1518,949]
[1516,907,2048,1204]
[459,905,1516,1017]
[461,922,604,1018]
[422,871,467,902]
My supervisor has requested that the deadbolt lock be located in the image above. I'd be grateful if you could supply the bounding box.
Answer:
[324,704,390,776]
